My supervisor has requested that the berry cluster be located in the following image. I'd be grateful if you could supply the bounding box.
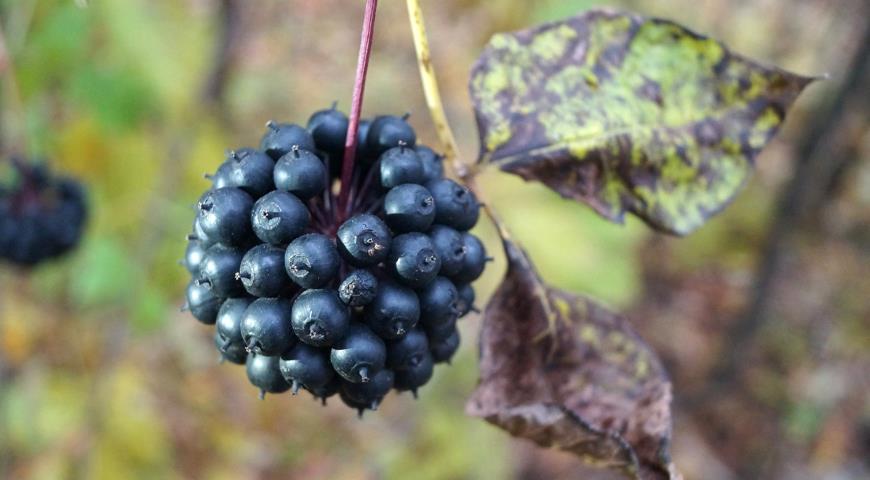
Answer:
[184,107,485,415]
[0,159,87,266]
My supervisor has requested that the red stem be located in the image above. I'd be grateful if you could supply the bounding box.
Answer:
[337,0,378,216]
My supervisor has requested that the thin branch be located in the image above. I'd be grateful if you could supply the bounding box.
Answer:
[337,0,378,215]
[405,0,466,177]
[202,0,242,110]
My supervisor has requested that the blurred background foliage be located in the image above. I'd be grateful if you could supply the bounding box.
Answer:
[0,0,867,479]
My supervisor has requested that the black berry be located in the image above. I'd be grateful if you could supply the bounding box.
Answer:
[185,279,222,325]
[386,328,429,371]
[430,329,460,364]
[338,269,378,307]
[384,184,435,233]
[251,190,310,246]
[307,106,349,155]
[246,354,291,398]
[364,281,420,340]
[196,187,254,246]
[379,147,424,188]
[237,244,293,297]
[273,147,328,200]
[291,289,350,347]
[393,352,434,397]
[240,297,296,356]
[452,233,487,284]
[426,178,480,231]
[216,297,253,363]
[387,233,441,288]
[199,244,246,297]
[415,145,444,183]
[428,225,465,277]
[330,323,386,384]
[336,214,391,267]
[367,115,416,154]
[418,276,459,332]
[213,148,275,198]
[279,343,336,394]
[260,121,316,160]
[285,233,340,289]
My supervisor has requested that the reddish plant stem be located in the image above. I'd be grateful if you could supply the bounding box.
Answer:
[337,0,378,216]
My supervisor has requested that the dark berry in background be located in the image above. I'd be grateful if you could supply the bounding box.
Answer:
[182,109,488,414]
[0,158,88,266]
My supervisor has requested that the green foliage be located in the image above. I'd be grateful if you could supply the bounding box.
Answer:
[471,9,813,235]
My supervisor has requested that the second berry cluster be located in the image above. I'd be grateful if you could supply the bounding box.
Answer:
[183,107,486,415]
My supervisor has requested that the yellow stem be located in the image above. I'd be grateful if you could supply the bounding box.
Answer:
[404,0,468,179]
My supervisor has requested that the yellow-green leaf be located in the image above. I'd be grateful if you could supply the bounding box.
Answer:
[470,8,814,235]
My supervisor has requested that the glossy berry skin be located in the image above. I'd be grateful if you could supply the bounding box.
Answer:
[215,330,247,364]
[386,328,429,371]
[387,233,441,288]
[415,145,444,183]
[260,122,316,160]
[338,269,378,307]
[291,289,350,347]
[336,214,391,267]
[367,115,416,155]
[384,184,435,233]
[213,148,275,198]
[199,244,246,297]
[452,233,487,284]
[428,225,465,277]
[196,187,254,246]
[246,354,291,397]
[330,323,386,384]
[418,276,459,331]
[186,280,222,324]
[394,352,434,396]
[426,178,480,231]
[216,297,253,361]
[285,234,340,289]
[251,190,309,246]
[237,244,292,297]
[307,376,341,404]
[307,107,349,155]
[364,281,420,340]
[379,147,424,188]
[341,369,394,411]
[240,297,296,356]
[184,239,206,275]
[279,343,336,394]
[273,148,328,200]
[191,217,216,248]
[456,283,475,317]
[430,329,460,364]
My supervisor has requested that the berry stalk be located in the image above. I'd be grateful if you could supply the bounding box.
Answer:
[338,0,379,215]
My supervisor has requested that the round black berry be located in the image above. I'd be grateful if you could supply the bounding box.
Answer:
[191,217,217,248]
[185,279,222,325]
[394,352,434,397]
[196,187,254,246]
[183,239,206,275]
[338,269,378,307]
[215,330,247,364]
[430,329,460,364]
[199,244,246,297]
[308,106,349,155]
[456,283,475,317]
[273,147,328,200]
[246,354,291,398]
[428,225,465,277]
[452,233,487,284]
[415,145,444,183]
[330,323,386,384]
[386,328,429,371]
[284,233,340,289]
[216,297,253,363]
[341,368,394,412]
[279,343,336,394]
[418,276,459,332]
[307,376,340,404]
[240,297,296,356]
[336,214,391,267]
[426,178,480,231]
[364,281,420,340]
[387,233,441,288]
[367,115,416,154]
[251,190,310,246]
[379,147,424,188]
[213,148,275,198]
[291,289,350,347]
[237,244,293,297]
[384,184,435,233]
[260,121,316,160]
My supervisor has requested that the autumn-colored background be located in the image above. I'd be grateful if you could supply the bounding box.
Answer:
[0,0,867,479]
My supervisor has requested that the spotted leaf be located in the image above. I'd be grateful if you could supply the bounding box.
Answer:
[467,239,679,480]
[471,8,814,235]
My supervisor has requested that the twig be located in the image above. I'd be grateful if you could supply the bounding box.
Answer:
[337,0,378,215]
[405,0,464,176]
[0,20,26,154]
[202,0,241,110]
